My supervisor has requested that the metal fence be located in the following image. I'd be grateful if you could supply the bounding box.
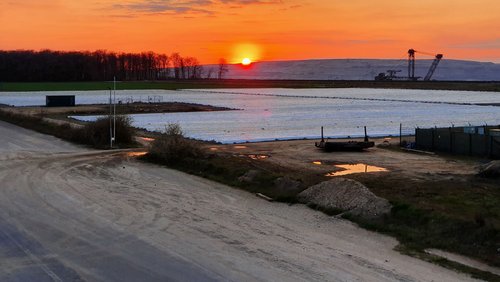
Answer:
[415,125,500,158]
[399,123,416,148]
[117,95,164,104]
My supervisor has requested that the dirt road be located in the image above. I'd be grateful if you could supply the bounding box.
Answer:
[0,121,479,281]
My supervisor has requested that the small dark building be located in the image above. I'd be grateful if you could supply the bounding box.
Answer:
[46,95,75,107]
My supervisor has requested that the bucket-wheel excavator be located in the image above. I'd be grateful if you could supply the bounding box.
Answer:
[375,49,443,81]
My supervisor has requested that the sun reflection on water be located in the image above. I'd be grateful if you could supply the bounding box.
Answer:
[127,151,148,157]
[325,163,388,177]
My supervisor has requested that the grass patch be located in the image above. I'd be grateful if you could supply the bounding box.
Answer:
[337,159,500,278]
[343,200,500,268]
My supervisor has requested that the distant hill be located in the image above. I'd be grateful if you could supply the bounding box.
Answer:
[211,59,500,81]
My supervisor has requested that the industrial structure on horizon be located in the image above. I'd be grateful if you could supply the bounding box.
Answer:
[375,49,443,81]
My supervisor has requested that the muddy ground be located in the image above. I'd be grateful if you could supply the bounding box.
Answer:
[207,138,477,186]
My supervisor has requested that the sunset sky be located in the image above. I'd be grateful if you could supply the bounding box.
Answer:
[1,0,499,64]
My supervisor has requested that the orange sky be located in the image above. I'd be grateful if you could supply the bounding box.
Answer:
[1,0,499,64]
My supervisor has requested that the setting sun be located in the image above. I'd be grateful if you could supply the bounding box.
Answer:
[242,58,252,65]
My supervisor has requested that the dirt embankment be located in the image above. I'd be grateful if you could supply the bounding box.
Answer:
[1,102,233,117]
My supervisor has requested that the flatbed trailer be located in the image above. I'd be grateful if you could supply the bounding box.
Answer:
[315,126,375,152]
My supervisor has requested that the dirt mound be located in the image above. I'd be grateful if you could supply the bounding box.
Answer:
[298,178,391,218]
[478,161,500,178]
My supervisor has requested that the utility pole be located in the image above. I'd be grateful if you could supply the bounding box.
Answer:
[113,76,116,146]
[109,87,113,148]
[408,49,415,80]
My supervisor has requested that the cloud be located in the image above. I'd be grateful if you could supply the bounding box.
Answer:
[452,39,500,49]
[113,0,285,15]
[346,39,398,45]
[113,1,213,15]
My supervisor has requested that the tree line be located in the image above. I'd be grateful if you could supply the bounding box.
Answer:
[0,50,228,82]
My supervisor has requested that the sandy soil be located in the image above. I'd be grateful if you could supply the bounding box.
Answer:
[0,121,481,281]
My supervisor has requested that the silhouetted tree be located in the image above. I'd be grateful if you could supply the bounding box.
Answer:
[170,52,184,79]
[218,58,228,79]
[0,49,202,82]
[183,57,203,79]
[205,67,215,79]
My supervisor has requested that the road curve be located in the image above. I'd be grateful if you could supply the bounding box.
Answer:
[0,121,479,281]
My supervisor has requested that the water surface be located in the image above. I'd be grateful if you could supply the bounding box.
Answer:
[2,88,499,143]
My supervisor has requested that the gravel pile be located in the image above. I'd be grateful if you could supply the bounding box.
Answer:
[298,178,391,218]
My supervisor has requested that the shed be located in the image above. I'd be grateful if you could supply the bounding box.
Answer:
[46,95,75,107]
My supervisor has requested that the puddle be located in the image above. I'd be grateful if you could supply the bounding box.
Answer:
[127,151,148,157]
[249,154,269,160]
[312,161,322,165]
[209,147,219,151]
[139,137,155,142]
[234,145,248,149]
[325,163,388,177]
[239,154,269,160]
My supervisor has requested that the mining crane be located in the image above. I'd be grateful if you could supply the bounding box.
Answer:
[408,49,443,81]
[374,69,405,81]
[375,49,444,81]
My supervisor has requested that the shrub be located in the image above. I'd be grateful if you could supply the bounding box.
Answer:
[148,123,204,165]
[83,115,135,148]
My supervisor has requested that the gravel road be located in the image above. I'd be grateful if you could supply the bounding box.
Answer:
[0,121,479,281]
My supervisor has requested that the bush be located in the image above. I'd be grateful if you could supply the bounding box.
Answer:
[84,115,135,148]
[148,123,204,164]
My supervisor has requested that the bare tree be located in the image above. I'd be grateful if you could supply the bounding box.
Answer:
[183,57,203,79]
[156,54,169,79]
[218,58,229,80]
[184,56,195,79]
[170,53,184,79]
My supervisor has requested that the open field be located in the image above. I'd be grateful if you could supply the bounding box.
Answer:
[0,120,484,281]
[1,80,500,92]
